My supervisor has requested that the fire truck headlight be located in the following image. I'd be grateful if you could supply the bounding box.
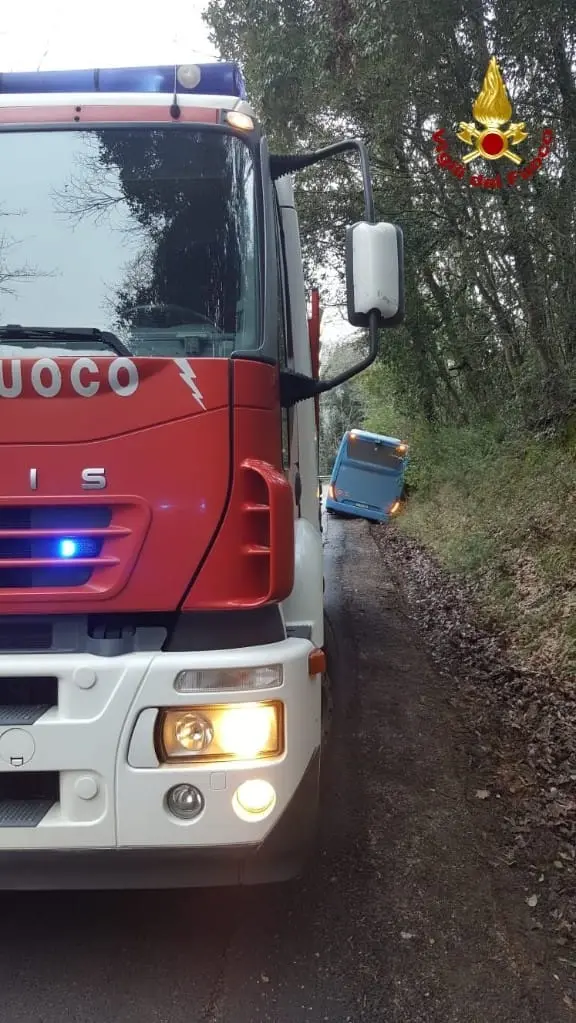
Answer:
[173,712,214,752]
[157,702,284,763]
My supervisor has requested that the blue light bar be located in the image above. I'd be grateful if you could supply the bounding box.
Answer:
[0,62,246,99]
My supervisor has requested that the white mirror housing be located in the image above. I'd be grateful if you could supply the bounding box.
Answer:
[345,221,404,328]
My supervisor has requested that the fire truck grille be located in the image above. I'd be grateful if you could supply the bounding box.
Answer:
[0,505,115,588]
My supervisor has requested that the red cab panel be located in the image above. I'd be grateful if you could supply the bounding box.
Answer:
[0,357,230,612]
[0,356,293,614]
[183,362,295,610]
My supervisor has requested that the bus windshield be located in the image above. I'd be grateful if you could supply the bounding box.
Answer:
[0,127,258,358]
[346,436,403,471]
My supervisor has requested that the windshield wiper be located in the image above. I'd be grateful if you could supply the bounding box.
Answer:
[0,325,131,356]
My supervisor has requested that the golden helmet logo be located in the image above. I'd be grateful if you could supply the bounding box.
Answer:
[433,57,554,190]
[457,57,528,164]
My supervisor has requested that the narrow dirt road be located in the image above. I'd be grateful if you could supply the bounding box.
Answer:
[0,515,571,1021]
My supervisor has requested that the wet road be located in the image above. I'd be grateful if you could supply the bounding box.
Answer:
[0,514,570,1022]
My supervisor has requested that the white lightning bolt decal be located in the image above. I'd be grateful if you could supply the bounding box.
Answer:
[173,358,206,410]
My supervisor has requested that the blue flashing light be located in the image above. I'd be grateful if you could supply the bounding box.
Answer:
[0,62,246,100]
[56,537,100,559]
[58,538,78,558]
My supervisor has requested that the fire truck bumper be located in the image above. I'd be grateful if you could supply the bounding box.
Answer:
[0,638,321,889]
[0,749,320,889]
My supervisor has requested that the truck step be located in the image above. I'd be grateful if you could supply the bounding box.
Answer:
[0,771,59,827]
[0,799,53,827]
[0,705,52,726]
[0,676,57,722]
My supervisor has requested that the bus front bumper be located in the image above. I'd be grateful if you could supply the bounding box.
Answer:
[326,498,389,523]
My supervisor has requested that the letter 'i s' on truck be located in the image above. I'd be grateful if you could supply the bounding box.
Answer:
[0,62,404,889]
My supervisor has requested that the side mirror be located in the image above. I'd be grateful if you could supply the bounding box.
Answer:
[272,140,405,408]
[346,222,404,329]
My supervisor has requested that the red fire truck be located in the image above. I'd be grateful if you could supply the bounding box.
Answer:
[0,61,403,888]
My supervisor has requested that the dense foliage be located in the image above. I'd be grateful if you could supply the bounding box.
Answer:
[205,0,575,674]
[205,0,576,433]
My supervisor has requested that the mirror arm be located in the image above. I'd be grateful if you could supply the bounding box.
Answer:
[280,311,379,408]
[270,140,375,223]
[273,140,391,409]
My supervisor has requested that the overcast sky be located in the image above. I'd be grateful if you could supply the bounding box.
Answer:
[0,0,217,71]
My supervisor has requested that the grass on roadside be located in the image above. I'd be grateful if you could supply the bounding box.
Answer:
[397,424,576,679]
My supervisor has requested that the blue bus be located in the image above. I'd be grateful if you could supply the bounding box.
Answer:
[326,429,408,523]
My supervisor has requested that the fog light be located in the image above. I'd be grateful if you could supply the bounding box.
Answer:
[166,784,204,820]
[233,779,276,821]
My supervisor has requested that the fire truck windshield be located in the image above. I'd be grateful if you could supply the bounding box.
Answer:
[0,127,259,357]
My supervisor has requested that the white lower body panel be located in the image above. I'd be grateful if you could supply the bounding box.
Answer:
[0,638,321,887]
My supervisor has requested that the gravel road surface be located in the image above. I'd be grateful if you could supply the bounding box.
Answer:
[0,514,570,1022]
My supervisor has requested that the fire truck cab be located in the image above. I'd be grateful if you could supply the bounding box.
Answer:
[0,62,403,888]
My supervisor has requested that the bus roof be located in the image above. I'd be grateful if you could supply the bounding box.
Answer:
[348,429,402,446]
